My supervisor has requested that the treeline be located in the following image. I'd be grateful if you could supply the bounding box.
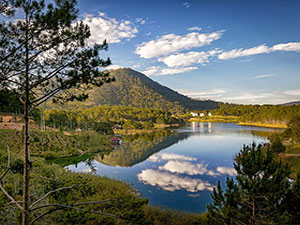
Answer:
[0,89,23,114]
[211,103,300,125]
[44,105,183,131]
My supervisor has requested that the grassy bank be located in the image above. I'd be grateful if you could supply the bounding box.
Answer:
[189,116,238,123]
[188,115,287,129]
[237,122,287,129]
[0,129,112,159]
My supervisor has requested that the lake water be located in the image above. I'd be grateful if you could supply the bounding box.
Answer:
[66,122,279,213]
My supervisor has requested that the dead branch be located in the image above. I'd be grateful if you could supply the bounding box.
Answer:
[30,185,75,208]
[73,199,119,206]
[30,203,120,218]
[0,183,23,211]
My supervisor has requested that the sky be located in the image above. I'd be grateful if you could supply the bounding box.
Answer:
[4,0,300,104]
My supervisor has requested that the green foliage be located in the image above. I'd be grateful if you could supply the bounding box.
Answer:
[211,103,300,125]
[268,133,286,153]
[287,115,300,143]
[0,89,23,113]
[44,105,183,130]
[93,122,114,135]
[207,143,293,225]
[143,206,207,225]
[0,129,111,159]
[0,151,148,224]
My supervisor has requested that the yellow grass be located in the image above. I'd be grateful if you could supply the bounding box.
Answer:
[237,122,287,129]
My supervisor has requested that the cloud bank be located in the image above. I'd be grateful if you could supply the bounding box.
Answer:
[135,31,223,59]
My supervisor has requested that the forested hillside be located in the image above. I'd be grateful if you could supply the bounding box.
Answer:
[211,103,300,125]
[58,68,219,113]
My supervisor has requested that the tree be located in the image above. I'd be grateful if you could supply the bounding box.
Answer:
[287,115,300,143]
[207,143,292,225]
[0,1,113,224]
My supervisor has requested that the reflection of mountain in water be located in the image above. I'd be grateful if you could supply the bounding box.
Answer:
[94,130,189,167]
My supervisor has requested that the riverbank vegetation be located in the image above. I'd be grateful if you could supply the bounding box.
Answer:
[208,103,300,127]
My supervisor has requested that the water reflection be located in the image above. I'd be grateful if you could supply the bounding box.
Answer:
[95,130,189,167]
[137,169,215,192]
[66,122,279,213]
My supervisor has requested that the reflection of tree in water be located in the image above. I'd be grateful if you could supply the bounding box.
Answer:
[85,157,100,174]
[94,130,189,167]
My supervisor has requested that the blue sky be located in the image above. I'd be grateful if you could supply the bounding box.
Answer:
[6,0,300,104]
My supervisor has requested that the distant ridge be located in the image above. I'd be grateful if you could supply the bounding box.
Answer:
[279,101,300,106]
[63,68,219,112]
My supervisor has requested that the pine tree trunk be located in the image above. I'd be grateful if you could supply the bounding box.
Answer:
[22,14,30,225]
[22,99,30,225]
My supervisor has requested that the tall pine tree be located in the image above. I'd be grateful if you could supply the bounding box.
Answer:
[0,1,113,224]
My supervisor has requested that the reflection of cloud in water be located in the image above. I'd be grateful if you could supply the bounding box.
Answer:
[148,153,197,162]
[159,160,218,176]
[216,166,237,176]
[80,168,98,173]
[187,193,201,198]
[137,169,214,192]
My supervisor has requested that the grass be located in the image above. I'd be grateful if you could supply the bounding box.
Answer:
[189,116,239,123]
[237,122,287,129]
[0,129,112,159]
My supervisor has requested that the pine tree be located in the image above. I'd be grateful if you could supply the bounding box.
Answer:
[207,143,292,225]
[0,1,112,224]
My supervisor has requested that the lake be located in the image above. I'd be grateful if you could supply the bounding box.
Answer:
[66,122,279,213]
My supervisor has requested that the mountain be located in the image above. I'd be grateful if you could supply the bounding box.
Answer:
[63,68,219,113]
[279,101,300,106]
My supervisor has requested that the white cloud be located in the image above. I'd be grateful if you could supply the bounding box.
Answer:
[283,89,300,96]
[218,44,270,60]
[148,153,197,162]
[271,42,300,52]
[183,2,191,8]
[82,12,138,45]
[180,88,227,98]
[158,50,221,67]
[219,42,300,60]
[137,169,214,192]
[252,74,276,79]
[216,167,237,176]
[159,160,219,176]
[135,31,223,59]
[105,64,123,70]
[142,66,198,76]
[188,26,202,31]
[136,18,146,25]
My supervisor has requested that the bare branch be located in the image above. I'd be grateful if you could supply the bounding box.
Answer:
[30,185,75,208]
[73,199,119,206]
[0,184,23,211]
[30,209,54,225]
[30,57,79,90]
[30,203,120,217]
[0,146,11,181]
[30,176,57,182]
